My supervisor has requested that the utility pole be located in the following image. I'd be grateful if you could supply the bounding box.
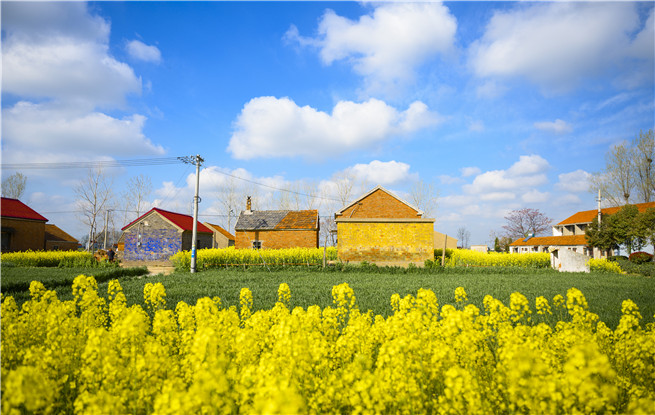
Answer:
[179,155,204,273]
[103,209,110,250]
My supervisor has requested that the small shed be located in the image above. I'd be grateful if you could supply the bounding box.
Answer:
[121,208,213,261]
[203,222,235,248]
[335,186,435,264]
[45,224,79,251]
[234,199,319,249]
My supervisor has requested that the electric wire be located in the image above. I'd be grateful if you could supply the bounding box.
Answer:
[1,157,184,170]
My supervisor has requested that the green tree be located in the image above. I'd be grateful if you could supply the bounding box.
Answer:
[610,205,642,253]
[586,215,618,253]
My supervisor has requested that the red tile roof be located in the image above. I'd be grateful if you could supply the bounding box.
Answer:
[1,197,48,222]
[204,223,235,240]
[122,208,212,233]
[558,201,655,225]
[510,235,588,247]
[275,210,319,229]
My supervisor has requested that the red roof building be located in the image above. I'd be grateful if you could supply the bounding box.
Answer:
[120,207,213,262]
[1,197,49,252]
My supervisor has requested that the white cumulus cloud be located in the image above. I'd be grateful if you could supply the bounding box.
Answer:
[2,2,141,107]
[344,160,416,186]
[228,96,441,160]
[469,2,653,92]
[556,169,592,193]
[126,40,162,63]
[287,2,457,91]
[464,155,550,197]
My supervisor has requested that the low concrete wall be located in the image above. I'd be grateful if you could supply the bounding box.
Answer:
[551,248,590,273]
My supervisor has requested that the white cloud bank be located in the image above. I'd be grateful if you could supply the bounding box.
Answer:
[2,2,161,164]
[464,155,550,201]
[286,2,457,92]
[469,2,654,92]
[228,97,441,160]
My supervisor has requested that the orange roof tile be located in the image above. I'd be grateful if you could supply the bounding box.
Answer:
[275,210,319,230]
[45,224,78,243]
[558,201,655,225]
[509,235,588,247]
[204,223,235,240]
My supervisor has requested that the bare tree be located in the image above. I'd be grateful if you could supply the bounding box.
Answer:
[333,171,356,207]
[302,180,322,211]
[590,141,634,206]
[122,174,152,225]
[633,129,655,203]
[320,216,337,247]
[408,180,438,218]
[456,227,470,249]
[76,168,113,251]
[502,208,552,240]
[1,172,27,199]
[216,175,240,233]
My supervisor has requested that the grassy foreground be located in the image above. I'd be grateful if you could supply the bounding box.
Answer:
[3,266,653,329]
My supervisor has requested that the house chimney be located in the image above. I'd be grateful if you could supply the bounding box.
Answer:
[246,196,252,214]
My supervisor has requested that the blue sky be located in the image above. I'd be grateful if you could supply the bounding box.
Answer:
[2,1,654,246]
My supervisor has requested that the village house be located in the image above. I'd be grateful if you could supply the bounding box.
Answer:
[203,222,235,248]
[121,207,213,261]
[234,197,319,249]
[335,186,435,265]
[45,224,79,251]
[509,201,655,257]
[1,197,79,252]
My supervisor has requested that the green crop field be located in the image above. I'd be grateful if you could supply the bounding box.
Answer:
[3,266,653,329]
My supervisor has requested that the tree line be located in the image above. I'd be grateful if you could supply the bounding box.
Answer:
[586,205,655,255]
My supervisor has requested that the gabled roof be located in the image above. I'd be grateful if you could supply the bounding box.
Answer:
[510,235,588,247]
[335,185,423,217]
[235,210,319,231]
[204,222,235,240]
[0,197,48,222]
[558,201,655,225]
[122,208,212,233]
[45,224,78,243]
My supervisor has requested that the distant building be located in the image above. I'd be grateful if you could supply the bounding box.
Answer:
[1,197,78,252]
[335,186,434,265]
[203,222,235,248]
[509,201,655,257]
[434,232,457,251]
[470,245,489,253]
[234,197,319,249]
[45,224,79,251]
[121,207,213,261]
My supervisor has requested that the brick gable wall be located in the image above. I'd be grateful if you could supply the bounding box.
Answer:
[235,229,318,249]
[340,189,420,219]
[337,220,433,263]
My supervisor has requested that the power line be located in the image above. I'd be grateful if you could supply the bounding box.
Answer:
[207,168,342,203]
[1,157,184,170]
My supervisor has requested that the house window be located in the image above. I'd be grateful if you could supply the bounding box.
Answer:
[252,240,262,250]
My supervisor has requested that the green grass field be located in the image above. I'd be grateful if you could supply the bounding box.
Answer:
[2,265,653,329]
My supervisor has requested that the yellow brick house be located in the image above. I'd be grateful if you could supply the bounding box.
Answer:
[335,186,435,265]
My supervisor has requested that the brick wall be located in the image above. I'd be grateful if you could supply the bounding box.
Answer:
[1,218,46,251]
[337,220,434,263]
[123,213,183,261]
[181,231,213,250]
[340,189,421,219]
[235,229,318,249]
